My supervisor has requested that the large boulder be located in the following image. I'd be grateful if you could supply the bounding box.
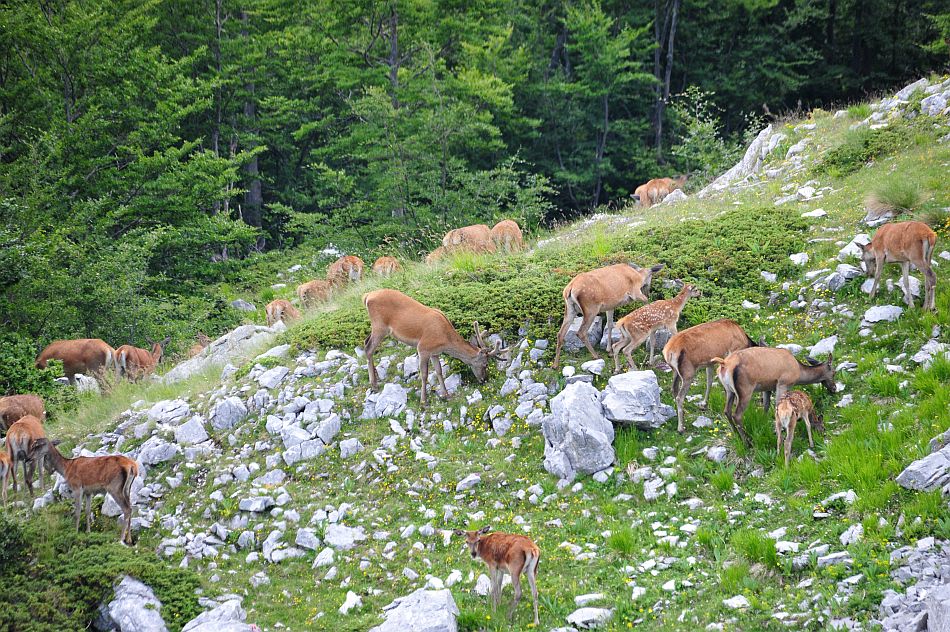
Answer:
[927,583,950,632]
[600,371,674,430]
[543,382,615,481]
[369,588,459,632]
[362,383,408,419]
[896,444,950,493]
[210,397,248,431]
[95,576,168,632]
[137,436,180,465]
[175,416,209,445]
[698,125,777,197]
[164,324,280,384]
[182,599,255,632]
[325,524,367,550]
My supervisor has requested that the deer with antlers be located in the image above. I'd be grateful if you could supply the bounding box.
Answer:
[36,339,115,383]
[362,289,508,407]
[774,390,825,466]
[454,527,540,626]
[115,336,170,381]
[859,220,938,311]
[610,283,702,373]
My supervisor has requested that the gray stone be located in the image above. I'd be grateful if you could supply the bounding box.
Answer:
[707,446,728,463]
[362,383,408,419]
[809,335,838,357]
[164,324,279,384]
[230,299,256,312]
[325,524,367,550]
[340,438,363,459]
[600,371,675,430]
[455,474,481,492]
[922,93,948,117]
[927,583,950,631]
[566,607,613,629]
[99,576,168,632]
[863,305,903,325]
[838,234,871,260]
[75,373,102,395]
[211,397,247,431]
[239,496,275,513]
[138,436,180,465]
[542,382,615,481]
[581,359,606,375]
[659,189,688,205]
[175,417,209,446]
[896,444,950,492]
[698,125,777,197]
[258,366,290,389]
[562,315,604,353]
[283,440,325,466]
[316,414,342,444]
[369,588,460,632]
[295,528,322,551]
[895,78,929,101]
[313,547,335,567]
[182,599,252,632]
[147,399,191,424]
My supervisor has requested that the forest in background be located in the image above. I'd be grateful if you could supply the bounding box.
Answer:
[1,0,948,379]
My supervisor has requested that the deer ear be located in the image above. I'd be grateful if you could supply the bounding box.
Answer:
[52,439,63,446]
[478,525,491,535]
[30,437,48,452]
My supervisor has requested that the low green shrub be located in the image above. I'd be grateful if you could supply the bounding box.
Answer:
[730,529,779,568]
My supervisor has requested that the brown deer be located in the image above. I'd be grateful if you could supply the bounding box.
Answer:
[859,221,937,311]
[371,256,401,277]
[36,339,115,383]
[297,280,332,309]
[265,299,301,327]
[362,289,508,407]
[611,283,702,372]
[116,337,170,381]
[553,262,665,368]
[454,526,540,626]
[30,438,139,544]
[490,220,524,253]
[632,175,688,208]
[774,391,824,466]
[187,332,211,358]
[5,414,47,498]
[442,224,496,254]
[0,450,9,506]
[327,255,365,286]
[425,246,448,264]
[0,394,46,431]
[662,320,759,432]
[712,348,835,447]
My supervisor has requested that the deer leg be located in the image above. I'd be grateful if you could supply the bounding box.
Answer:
[509,567,524,621]
[527,560,539,626]
[784,422,795,466]
[924,262,937,311]
[418,354,430,408]
[489,568,503,611]
[577,308,600,360]
[119,495,133,544]
[10,457,18,494]
[23,459,34,498]
[432,356,449,398]
[553,301,578,368]
[2,468,7,505]
[805,413,815,448]
[775,383,788,405]
[869,257,884,299]
[700,365,713,410]
[86,494,93,532]
[74,489,83,531]
[775,415,783,458]
[901,262,914,308]
[675,371,692,434]
[603,310,614,351]
[732,390,754,447]
[363,331,383,392]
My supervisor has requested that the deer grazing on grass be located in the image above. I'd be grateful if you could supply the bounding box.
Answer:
[553,262,665,368]
[442,224,496,254]
[371,256,401,277]
[36,339,115,383]
[632,175,688,208]
[454,526,540,626]
[425,246,448,264]
[297,280,332,309]
[610,283,702,373]
[859,220,937,311]
[362,289,508,407]
[30,438,139,545]
[0,394,46,431]
[187,332,211,358]
[712,348,835,447]
[490,220,524,253]
[774,391,824,466]
[327,255,365,286]
[116,337,170,381]
[0,451,9,506]
[662,320,759,433]
[265,299,301,327]
[5,414,48,498]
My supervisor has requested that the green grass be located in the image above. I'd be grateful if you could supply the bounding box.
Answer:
[847,103,871,120]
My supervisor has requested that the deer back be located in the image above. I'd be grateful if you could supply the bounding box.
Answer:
[868,221,937,263]
[476,532,540,569]
[0,395,46,430]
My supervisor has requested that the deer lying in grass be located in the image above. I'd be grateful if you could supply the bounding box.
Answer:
[632,175,688,207]
[712,348,835,447]
[187,332,211,358]
[30,438,139,544]
[553,262,665,368]
[0,394,46,431]
[662,320,759,433]
[371,256,401,277]
[611,283,702,373]
[362,289,508,407]
[36,339,115,383]
[327,255,365,286]
[454,526,540,626]
[297,280,332,308]
[442,224,496,254]
[491,220,524,253]
[774,391,824,466]
[859,220,937,311]
[0,451,10,506]
[5,414,47,498]
[116,337,170,381]
[265,299,301,327]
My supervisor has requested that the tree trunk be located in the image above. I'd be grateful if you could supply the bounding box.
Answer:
[240,10,263,240]
[653,0,678,162]
[211,0,225,214]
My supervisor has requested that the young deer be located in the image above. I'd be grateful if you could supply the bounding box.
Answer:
[632,175,688,207]
[553,262,665,368]
[0,394,46,431]
[442,224,496,254]
[662,320,759,432]
[712,348,835,447]
[371,256,401,277]
[265,299,301,327]
[326,255,365,286]
[5,414,48,498]
[36,339,115,383]
[116,336,170,381]
[859,220,937,311]
[297,280,332,309]
[490,220,524,253]
[187,332,211,358]
[30,438,139,545]
[454,526,540,626]
[610,283,702,373]
[362,289,508,407]
[774,391,825,466]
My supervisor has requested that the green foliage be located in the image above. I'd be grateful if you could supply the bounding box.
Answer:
[847,103,872,119]
[730,529,779,568]
[813,119,940,177]
[607,526,640,556]
[870,177,927,212]
[669,87,743,182]
[0,333,77,410]
[710,466,736,494]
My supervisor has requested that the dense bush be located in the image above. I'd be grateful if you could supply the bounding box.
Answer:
[0,333,77,411]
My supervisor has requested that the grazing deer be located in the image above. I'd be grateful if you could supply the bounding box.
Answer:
[425,246,448,264]
[0,394,46,431]
[0,450,9,506]
[362,289,508,407]
[187,332,211,358]
[297,280,332,309]
[5,414,47,498]
[663,320,759,432]
[36,339,115,383]
[371,256,401,277]
[774,391,824,466]
[442,224,496,254]
[490,220,524,253]
[30,438,139,545]
[116,337,170,381]
[611,283,702,373]
[859,221,937,311]
[553,262,665,368]
[632,175,688,208]
[265,299,301,327]
[454,526,540,626]
[712,348,835,447]
[327,255,365,286]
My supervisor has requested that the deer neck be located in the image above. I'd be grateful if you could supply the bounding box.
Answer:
[797,363,829,385]
[444,336,481,364]
[46,445,68,477]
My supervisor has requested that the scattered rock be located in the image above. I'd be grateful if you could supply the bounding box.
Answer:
[368,588,460,632]
[362,383,408,419]
[96,576,168,632]
[566,607,613,629]
[543,382,615,482]
[600,371,674,430]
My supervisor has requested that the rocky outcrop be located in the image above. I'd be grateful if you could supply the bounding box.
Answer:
[896,440,950,494]
[368,588,459,632]
[164,323,284,384]
[94,576,168,632]
[542,382,615,481]
[600,371,674,430]
[698,125,779,197]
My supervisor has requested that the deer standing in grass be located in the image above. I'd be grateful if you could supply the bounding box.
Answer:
[327,255,365,286]
[0,394,46,431]
[362,289,508,407]
[5,414,48,498]
[490,220,524,253]
[116,337,170,381]
[611,283,702,373]
[712,348,835,447]
[30,438,139,544]
[859,220,937,311]
[265,299,301,327]
[632,175,688,207]
[442,224,496,254]
[774,391,824,466]
[371,256,401,277]
[187,332,211,358]
[454,526,540,626]
[553,262,664,368]
[36,339,115,383]
[297,280,332,309]
[662,320,759,432]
